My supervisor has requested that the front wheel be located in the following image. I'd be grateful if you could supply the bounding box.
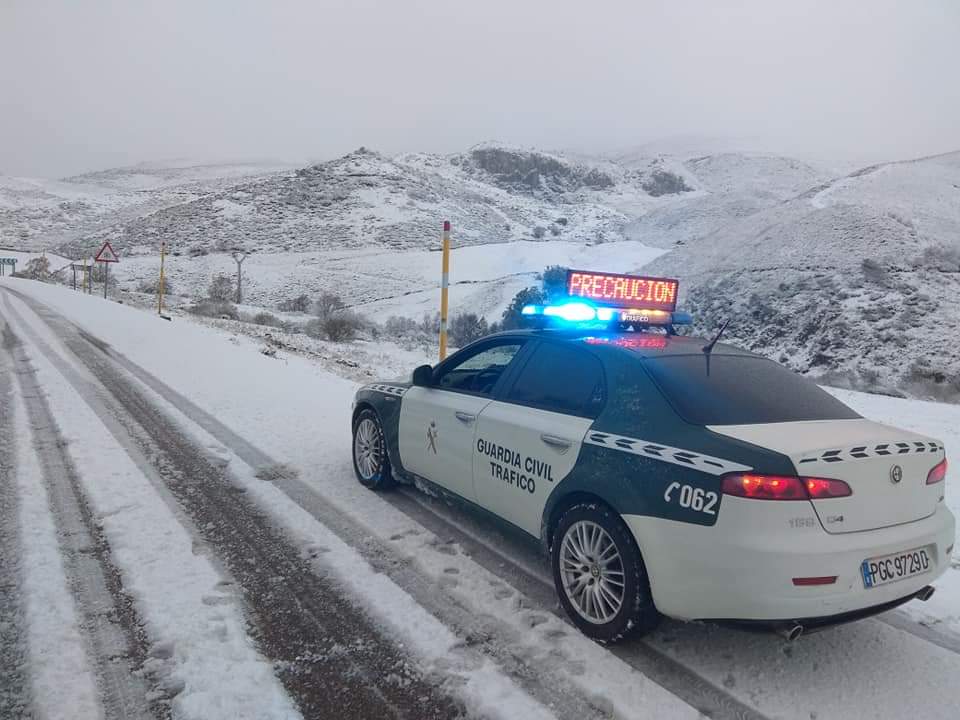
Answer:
[551,502,659,643]
[352,409,395,490]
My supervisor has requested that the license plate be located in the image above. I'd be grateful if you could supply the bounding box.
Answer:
[861,546,932,589]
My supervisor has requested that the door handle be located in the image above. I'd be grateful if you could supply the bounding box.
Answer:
[455,411,476,424]
[540,434,572,452]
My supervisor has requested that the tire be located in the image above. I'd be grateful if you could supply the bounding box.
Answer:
[551,502,659,643]
[352,409,395,490]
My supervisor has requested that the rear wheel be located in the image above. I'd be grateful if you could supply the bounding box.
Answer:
[352,409,395,490]
[551,502,659,643]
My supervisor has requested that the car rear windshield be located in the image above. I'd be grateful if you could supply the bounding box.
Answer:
[643,355,861,425]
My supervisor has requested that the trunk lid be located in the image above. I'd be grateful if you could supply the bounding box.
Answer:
[709,419,945,533]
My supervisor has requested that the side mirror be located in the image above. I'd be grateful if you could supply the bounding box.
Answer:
[411,364,434,387]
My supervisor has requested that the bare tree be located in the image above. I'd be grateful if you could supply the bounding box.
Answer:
[314,292,345,319]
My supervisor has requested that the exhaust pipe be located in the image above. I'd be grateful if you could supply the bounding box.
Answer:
[776,623,804,642]
[915,585,936,602]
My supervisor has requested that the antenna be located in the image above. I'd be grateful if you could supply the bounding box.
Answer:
[702,319,730,355]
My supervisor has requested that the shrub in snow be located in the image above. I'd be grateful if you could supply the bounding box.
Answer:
[642,169,691,197]
[277,294,311,312]
[304,311,362,342]
[449,313,489,346]
[384,315,420,337]
[532,225,546,239]
[208,274,235,301]
[137,277,174,295]
[323,311,363,342]
[188,300,238,320]
[313,292,345,320]
[303,319,324,339]
[252,312,283,328]
[419,312,440,335]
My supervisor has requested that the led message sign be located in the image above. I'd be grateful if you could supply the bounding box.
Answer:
[566,270,679,312]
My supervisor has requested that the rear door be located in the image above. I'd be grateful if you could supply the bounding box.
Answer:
[399,339,527,501]
[473,341,604,536]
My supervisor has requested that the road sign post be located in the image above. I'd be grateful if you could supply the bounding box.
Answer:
[439,220,451,361]
[0,257,16,277]
[94,241,119,299]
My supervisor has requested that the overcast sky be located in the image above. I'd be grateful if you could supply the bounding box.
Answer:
[2,0,959,178]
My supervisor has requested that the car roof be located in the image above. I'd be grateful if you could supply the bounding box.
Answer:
[484,329,760,360]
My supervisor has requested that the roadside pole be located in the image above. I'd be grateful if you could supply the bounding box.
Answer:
[439,220,451,361]
[158,240,167,315]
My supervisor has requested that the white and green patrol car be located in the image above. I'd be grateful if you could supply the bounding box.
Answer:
[350,275,954,643]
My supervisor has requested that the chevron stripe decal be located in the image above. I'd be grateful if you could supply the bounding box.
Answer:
[585,432,751,476]
[797,441,943,465]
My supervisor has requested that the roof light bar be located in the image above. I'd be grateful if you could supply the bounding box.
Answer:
[521,302,691,329]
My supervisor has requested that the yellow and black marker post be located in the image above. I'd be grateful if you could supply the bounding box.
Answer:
[439,220,451,361]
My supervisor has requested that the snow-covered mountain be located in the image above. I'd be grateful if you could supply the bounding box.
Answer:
[5,143,959,400]
[64,146,674,258]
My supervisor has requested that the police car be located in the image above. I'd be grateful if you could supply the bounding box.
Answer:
[351,270,955,643]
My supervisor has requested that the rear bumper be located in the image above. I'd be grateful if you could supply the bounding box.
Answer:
[715,584,934,635]
[623,500,956,621]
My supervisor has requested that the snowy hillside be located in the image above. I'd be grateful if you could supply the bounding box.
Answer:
[646,150,960,400]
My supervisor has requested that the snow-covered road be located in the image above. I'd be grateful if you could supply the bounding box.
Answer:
[2,277,960,720]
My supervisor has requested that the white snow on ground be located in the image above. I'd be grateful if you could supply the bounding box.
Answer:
[10,383,103,720]
[6,277,960,720]
[211,198,252,219]
[111,239,669,321]
[3,293,302,720]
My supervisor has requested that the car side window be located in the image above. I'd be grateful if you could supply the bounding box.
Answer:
[435,342,524,396]
[505,343,605,418]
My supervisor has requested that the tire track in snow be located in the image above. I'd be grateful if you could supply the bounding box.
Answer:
[1,289,466,720]
[0,343,29,719]
[1,315,157,720]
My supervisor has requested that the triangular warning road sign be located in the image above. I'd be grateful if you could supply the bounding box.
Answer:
[94,241,119,263]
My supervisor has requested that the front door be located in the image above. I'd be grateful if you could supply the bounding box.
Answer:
[398,340,527,501]
[473,341,605,536]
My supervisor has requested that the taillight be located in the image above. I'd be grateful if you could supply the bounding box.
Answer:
[804,477,853,499]
[721,473,852,500]
[721,474,807,500]
[927,458,948,485]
